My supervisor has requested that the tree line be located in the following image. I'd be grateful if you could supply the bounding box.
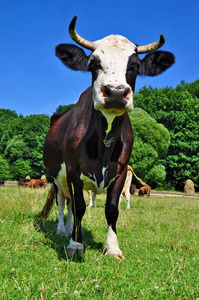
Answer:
[0,80,198,191]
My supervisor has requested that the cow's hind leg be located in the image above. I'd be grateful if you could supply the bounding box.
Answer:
[56,192,66,237]
[65,194,73,237]
[53,181,70,238]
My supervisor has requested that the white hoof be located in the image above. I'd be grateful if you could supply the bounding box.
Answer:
[56,228,67,238]
[105,248,124,259]
[66,239,84,256]
[65,225,73,238]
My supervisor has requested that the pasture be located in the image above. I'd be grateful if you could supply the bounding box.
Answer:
[0,186,198,299]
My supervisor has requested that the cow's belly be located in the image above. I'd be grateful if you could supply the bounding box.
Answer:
[55,163,117,195]
[80,172,107,194]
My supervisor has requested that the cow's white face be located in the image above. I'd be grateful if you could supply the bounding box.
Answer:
[89,35,136,117]
[56,28,175,120]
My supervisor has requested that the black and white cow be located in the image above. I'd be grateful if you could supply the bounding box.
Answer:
[39,16,175,258]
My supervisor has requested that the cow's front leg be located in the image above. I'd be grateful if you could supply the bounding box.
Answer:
[66,179,86,256]
[105,190,124,259]
[105,170,127,259]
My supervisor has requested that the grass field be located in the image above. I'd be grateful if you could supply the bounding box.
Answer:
[0,186,198,299]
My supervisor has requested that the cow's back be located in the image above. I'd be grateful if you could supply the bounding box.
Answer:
[43,87,93,178]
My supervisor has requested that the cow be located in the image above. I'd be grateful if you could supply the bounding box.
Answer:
[38,15,175,258]
[119,165,135,210]
[18,179,31,186]
[138,186,151,196]
[0,180,5,186]
[23,179,47,188]
[130,184,136,195]
[132,169,151,197]
[88,190,96,207]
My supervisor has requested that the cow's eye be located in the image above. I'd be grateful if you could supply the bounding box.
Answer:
[89,56,101,71]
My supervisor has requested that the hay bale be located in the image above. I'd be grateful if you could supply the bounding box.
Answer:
[184,179,195,194]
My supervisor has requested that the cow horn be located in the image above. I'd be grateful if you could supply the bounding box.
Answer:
[136,34,165,54]
[69,15,94,50]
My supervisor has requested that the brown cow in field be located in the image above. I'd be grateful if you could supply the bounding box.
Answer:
[18,179,31,186]
[132,170,151,197]
[23,179,48,188]
[138,186,151,197]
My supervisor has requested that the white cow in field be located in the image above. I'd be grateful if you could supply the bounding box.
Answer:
[119,165,136,210]
[88,190,96,207]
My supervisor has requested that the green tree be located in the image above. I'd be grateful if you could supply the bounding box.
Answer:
[10,159,32,180]
[54,104,75,113]
[0,109,18,153]
[128,108,170,188]
[0,110,50,180]
[134,80,199,190]
[0,155,11,180]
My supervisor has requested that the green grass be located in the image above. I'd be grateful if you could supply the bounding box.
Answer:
[0,186,198,299]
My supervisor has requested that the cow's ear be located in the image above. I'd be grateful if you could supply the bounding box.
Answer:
[138,51,175,76]
[56,44,89,71]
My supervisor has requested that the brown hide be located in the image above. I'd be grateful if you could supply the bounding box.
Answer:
[23,179,48,188]
[138,186,151,196]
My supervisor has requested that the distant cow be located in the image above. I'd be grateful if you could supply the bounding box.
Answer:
[130,184,136,195]
[138,186,151,197]
[23,179,48,188]
[88,190,96,207]
[39,16,174,258]
[119,165,135,210]
[18,179,31,186]
[132,169,151,197]
[0,180,5,186]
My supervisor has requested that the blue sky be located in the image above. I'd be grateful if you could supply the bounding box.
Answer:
[0,0,198,116]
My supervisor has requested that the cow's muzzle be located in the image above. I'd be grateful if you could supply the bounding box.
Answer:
[101,84,132,109]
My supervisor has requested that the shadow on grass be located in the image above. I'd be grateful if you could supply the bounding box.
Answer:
[34,215,104,263]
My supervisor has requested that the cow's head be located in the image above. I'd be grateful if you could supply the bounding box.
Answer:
[56,16,175,118]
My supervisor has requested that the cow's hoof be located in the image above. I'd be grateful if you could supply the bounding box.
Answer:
[65,230,72,238]
[56,229,67,238]
[66,239,84,257]
[105,248,124,259]
[66,247,84,257]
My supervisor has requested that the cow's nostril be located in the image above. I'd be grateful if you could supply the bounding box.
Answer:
[124,88,131,99]
[102,84,131,100]
[101,85,111,97]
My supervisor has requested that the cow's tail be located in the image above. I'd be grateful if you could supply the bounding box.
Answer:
[38,184,56,219]
[131,167,148,187]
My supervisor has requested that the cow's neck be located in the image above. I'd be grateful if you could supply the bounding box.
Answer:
[96,109,124,163]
